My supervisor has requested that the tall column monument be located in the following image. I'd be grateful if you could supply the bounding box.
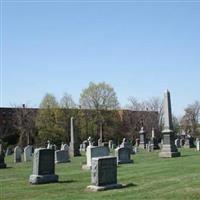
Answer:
[159,90,181,158]
[69,117,80,157]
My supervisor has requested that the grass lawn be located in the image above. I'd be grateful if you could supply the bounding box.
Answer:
[1,148,200,200]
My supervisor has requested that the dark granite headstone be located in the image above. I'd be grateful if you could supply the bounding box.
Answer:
[55,150,70,163]
[115,147,133,164]
[29,148,58,184]
[87,156,122,191]
[0,144,6,168]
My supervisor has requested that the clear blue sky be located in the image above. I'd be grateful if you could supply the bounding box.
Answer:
[1,0,200,116]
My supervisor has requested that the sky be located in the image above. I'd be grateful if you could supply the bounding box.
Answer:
[1,0,200,116]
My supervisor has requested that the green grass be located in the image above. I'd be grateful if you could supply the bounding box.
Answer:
[1,149,200,200]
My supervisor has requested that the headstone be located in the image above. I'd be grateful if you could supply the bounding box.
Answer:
[29,148,59,184]
[115,147,133,164]
[175,139,181,148]
[108,140,113,149]
[120,138,134,154]
[135,138,140,147]
[184,136,195,148]
[159,90,181,158]
[87,156,122,191]
[61,143,69,151]
[84,145,109,169]
[180,138,185,147]
[196,139,200,151]
[102,142,109,147]
[5,147,12,156]
[55,150,70,163]
[24,145,33,162]
[0,144,6,168]
[139,127,146,149]
[69,117,80,157]
[81,140,89,151]
[47,140,52,149]
[98,138,102,147]
[14,146,22,163]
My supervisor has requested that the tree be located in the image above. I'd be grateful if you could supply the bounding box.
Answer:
[126,96,163,132]
[39,93,58,108]
[60,93,76,108]
[79,82,119,110]
[13,104,37,147]
[180,101,200,136]
[36,93,65,146]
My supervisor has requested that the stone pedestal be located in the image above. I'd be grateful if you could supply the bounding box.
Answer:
[159,131,181,158]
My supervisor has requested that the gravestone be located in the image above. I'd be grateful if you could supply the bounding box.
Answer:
[24,145,33,162]
[175,139,181,148]
[139,127,146,149]
[29,148,59,184]
[14,146,22,163]
[151,128,159,150]
[196,139,200,151]
[108,140,113,149]
[0,144,6,168]
[83,145,109,169]
[87,156,122,191]
[5,147,12,156]
[98,138,102,147]
[61,143,69,151]
[184,136,195,148]
[115,147,133,164]
[47,140,52,149]
[135,138,140,147]
[69,117,80,157]
[180,139,185,147]
[120,138,134,154]
[55,150,70,163]
[159,90,181,158]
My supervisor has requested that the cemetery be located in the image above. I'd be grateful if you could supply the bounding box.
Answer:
[1,90,200,199]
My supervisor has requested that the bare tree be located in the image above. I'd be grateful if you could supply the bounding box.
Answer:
[127,96,163,131]
[180,101,200,136]
[13,104,37,146]
[60,93,76,108]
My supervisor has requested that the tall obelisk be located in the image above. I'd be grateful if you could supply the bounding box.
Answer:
[159,90,181,158]
[69,117,80,157]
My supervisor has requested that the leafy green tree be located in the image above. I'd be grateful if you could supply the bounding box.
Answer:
[79,82,119,110]
[36,93,64,146]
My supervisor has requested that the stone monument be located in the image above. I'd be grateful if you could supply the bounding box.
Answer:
[55,150,70,163]
[87,156,122,191]
[159,90,181,158]
[69,117,80,157]
[24,145,33,162]
[115,146,133,164]
[0,144,6,168]
[14,146,22,163]
[139,127,146,149]
[29,148,59,184]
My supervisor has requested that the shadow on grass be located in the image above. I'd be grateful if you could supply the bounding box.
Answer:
[1,166,13,169]
[122,183,137,188]
[58,180,76,184]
